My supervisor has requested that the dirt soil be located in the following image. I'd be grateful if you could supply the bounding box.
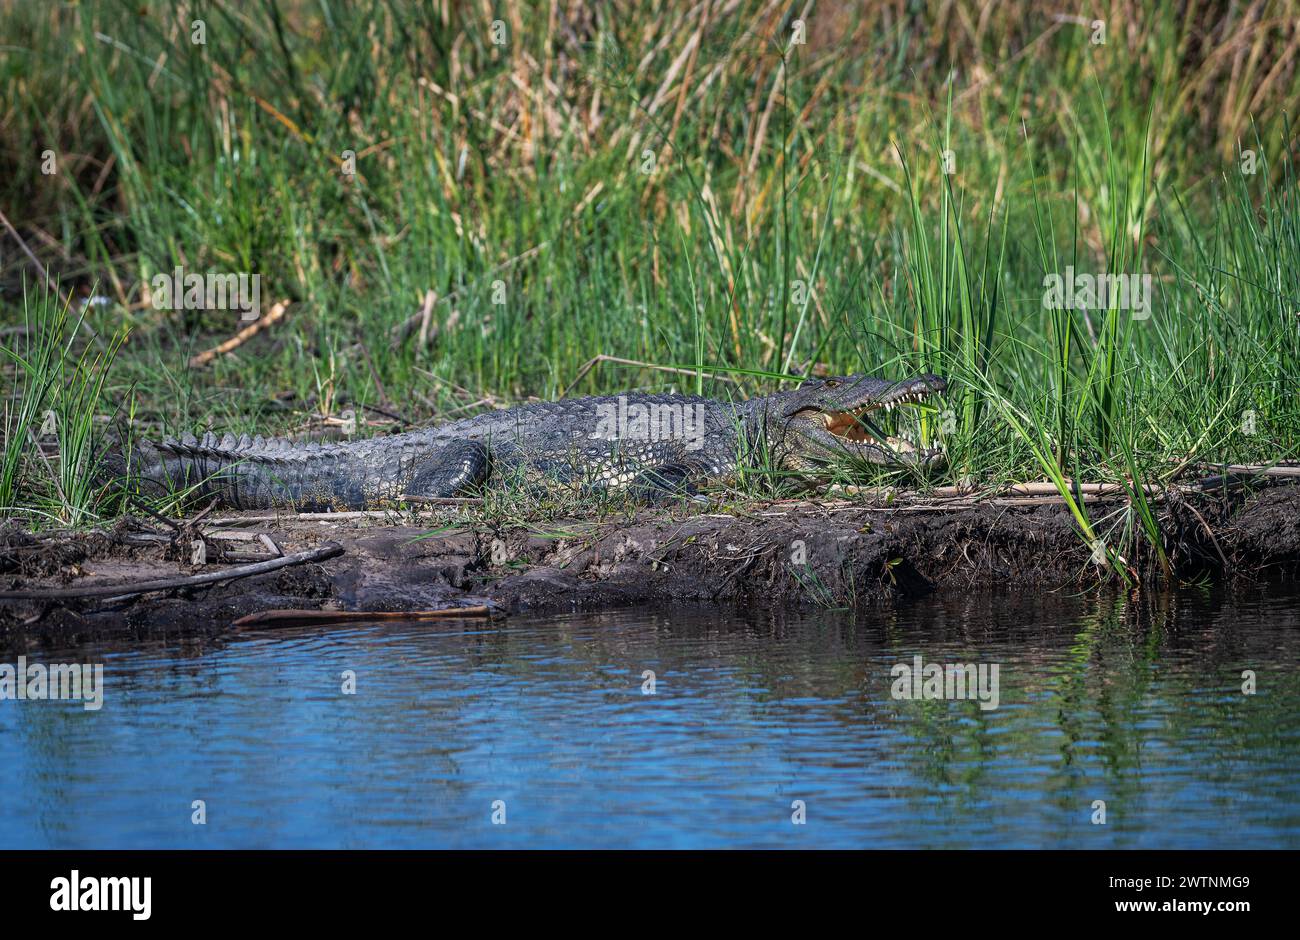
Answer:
[2,483,1298,646]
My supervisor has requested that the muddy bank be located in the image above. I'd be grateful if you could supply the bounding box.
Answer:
[1,483,1298,645]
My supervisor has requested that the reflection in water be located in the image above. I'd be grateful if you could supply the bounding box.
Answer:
[1,583,1297,848]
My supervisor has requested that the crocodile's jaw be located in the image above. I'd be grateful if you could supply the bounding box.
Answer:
[781,374,948,468]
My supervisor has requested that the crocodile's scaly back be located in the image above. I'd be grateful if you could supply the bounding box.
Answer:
[123,394,747,510]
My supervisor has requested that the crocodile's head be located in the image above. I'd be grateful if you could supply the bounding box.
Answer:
[767,373,948,468]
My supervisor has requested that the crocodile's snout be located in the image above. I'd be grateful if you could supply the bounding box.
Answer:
[782,372,949,466]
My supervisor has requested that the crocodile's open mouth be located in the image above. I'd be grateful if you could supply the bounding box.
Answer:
[821,380,945,456]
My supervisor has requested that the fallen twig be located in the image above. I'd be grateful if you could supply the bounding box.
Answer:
[0,206,74,310]
[0,542,344,600]
[831,481,1170,503]
[217,551,277,563]
[206,508,459,525]
[188,299,290,367]
[233,605,494,627]
[1196,463,1300,488]
[127,495,181,531]
[395,495,484,505]
[417,289,437,347]
[1182,500,1231,571]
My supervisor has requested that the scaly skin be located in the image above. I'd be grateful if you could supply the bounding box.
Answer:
[117,373,948,510]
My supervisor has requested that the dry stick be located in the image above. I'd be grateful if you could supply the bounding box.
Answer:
[1168,456,1300,484]
[126,494,182,532]
[1182,501,1231,571]
[396,495,485,505]
[830,471,1300,510]
[427,396,496,419]
[1006,481,1165,497]
[205,510,450,526]
[842,470,1300,502]
[233,605,493,627]
[187,498,220,527]
[219,552,278,564]
[358,401,413,426]
[188,300,290,368]
[815,496,1112,511]
[0,543,344,601]
[416,289,438,347]
[570,181,604,218]
[0,206,73,310]
[832,481,1168,500]
[1203,463,1300,478]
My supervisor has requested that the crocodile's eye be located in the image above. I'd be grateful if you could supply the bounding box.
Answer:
[824,380,840,388]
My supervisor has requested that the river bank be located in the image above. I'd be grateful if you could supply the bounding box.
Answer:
[2,480,1297,645]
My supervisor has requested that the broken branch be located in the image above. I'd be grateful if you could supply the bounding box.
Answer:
[0,542,344,600]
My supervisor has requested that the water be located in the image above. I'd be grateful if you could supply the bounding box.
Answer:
[2,584,1298,848]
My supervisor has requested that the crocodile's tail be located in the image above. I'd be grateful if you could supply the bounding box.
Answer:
[106,430,487,511]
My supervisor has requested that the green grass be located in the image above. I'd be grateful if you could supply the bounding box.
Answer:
[2,1,1299,578]
[1,282,126,525]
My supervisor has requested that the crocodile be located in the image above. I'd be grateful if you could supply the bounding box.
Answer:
[113,373,948,510]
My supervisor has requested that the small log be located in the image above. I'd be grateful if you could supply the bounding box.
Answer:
[233,605,494,627]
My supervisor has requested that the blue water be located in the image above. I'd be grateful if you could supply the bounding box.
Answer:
[1,584,1298,848]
